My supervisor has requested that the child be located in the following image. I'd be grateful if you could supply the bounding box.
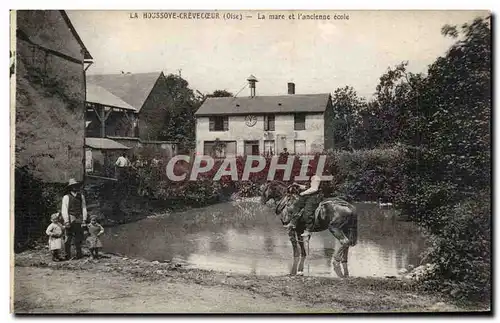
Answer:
[46,213,64,261]
[87,215,104,259]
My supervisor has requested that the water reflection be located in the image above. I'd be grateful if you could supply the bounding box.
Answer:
[101,201,426,277]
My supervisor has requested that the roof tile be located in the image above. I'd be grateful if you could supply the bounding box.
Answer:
[195,93,330,115]
[86,72,161,111]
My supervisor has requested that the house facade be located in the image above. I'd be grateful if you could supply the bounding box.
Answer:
[195,80,334,157]
[15,10,92,183]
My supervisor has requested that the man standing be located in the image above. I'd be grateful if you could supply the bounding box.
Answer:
[115,153,129,180]
[61,178,88,260]
[279,148,289,159]
[285,164,322,237]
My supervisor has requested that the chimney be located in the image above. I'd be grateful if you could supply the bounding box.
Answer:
[287,82,295,95]
[247,75,258,97]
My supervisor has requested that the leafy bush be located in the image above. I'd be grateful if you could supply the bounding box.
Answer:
[325,147,405,202]
[125,149,405,206]
[14,167,64,252]
[418,192,490,302]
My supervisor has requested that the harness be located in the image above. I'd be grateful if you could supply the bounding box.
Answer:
[275,194,294,215]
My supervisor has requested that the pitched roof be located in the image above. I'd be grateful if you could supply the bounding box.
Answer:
[86,72,161,112]
[85,137,131,150]
[86,83,137,111]
[195,93,331,116]
[16,10,92,61]
[60,11,92,60]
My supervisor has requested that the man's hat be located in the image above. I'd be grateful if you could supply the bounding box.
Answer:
[67,178,81,187]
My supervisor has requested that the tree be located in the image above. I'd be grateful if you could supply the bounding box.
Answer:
[359,62,424,148]
[206,90,233,98]
[411,16,491,194]
[158,74,203,152]
[330,86,365,150]
[398,16,491,301]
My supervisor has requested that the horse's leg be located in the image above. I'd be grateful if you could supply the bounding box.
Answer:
[296,228,307,275]
[328,222,350,278]
[288,228,299,275]
[332,241,349,278]
[341,246,350,277]
[331,241,344,278]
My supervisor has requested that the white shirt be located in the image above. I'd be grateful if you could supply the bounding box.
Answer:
[115,156,128,167]
[300,175,322,196]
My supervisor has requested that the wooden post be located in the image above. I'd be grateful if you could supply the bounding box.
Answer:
[101,106,106,138]
[91,104,112,138]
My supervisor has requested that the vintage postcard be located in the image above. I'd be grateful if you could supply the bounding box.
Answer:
[11,10,491,314]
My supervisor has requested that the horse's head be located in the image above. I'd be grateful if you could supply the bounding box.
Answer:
[260,183,272,205]
[274,192,300,225]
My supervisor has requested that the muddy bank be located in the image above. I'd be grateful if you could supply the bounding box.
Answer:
[13,249,485,314]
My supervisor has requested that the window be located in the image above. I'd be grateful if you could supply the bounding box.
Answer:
[204,141,237,157]
[294,113,306,130]
[294,140,306,155]
[264,140,275,155]
[244,141,260,156]
[209,116,228,131]
[264,115,275,131]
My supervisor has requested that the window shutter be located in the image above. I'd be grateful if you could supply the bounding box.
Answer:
[270,115,275,131]
[209,117,215,131]
[223,117,229,131]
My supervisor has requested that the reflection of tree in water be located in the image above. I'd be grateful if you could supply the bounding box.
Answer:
[250,259,257,275]
[356,205,426,265]
[264,236,274,254]
[209,232,229,253]
[321,232,335,267]
[170,230,199,261]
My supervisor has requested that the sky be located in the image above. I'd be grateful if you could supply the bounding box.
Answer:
[67,10,487,99]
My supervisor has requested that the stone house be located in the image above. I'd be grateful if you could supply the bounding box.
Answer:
[194,77,335,157]
[15,10,92,183]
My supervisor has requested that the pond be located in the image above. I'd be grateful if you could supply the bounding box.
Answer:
[101,200,426,278]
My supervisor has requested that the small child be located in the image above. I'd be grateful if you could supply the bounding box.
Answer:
[45,213,64,261]
[87,215,104,259]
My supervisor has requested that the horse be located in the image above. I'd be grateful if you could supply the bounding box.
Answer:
[260,181,358,278]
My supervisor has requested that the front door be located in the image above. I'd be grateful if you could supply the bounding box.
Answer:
[244,140,259,156]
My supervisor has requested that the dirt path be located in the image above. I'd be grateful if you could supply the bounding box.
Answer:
[13,250,479,314]
[14,267,317,313]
